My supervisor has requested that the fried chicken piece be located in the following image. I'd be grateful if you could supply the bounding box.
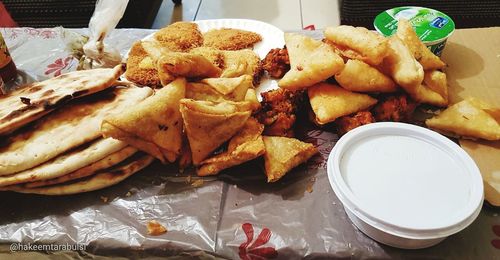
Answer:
[372,94,417,122]
[203,28,262,51]
[261,47,290,79]
[154,22,203,52]
[335,111,375,136]
[255,88,305,137]
[125,41,161,86]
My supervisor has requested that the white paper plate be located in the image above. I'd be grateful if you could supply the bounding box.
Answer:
[131,19,285,96]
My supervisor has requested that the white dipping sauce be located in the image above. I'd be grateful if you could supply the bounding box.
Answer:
[340,135,471,230]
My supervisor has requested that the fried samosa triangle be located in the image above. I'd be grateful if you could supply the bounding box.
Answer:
[279,33,344,90]
[324,25,389,65]
[396,19,446,70]
[308,83,377,125]
[263,136,318,182]
[180,99,252,164]
[411,70,448,107]
[198,118,265,176]
[186,75,253,103]
[157,52,222,85]
[382,36,424,91]
[101,78,186,163]
[335,59,397,93]
[426,98,500,141]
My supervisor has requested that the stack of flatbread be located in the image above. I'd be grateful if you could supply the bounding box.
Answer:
[0,65,155,195]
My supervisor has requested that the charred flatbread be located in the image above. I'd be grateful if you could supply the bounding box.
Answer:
[3,153,154,195]
[0,86,153,176]
[23,146,138,188]
[0,65,124,135]
[0,138,127,187]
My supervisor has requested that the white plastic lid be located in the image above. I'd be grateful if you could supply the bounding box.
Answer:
[328,122,484,239]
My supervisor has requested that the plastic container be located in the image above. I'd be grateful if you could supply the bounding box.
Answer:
[374,6,455,56]
[327,122,484,249]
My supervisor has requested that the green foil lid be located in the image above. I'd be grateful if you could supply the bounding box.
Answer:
[374,6,455,43]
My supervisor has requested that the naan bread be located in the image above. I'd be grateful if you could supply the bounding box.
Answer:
[101,78,186,163]
[0,65,124,135]
[3,153,154,195]
[308,83,377,124]
[263,136,318,182]
[23,146,138,188]
[0,138,127,187]
[0,87,153,176]
[180,99,252,164]
[279,33,344,90]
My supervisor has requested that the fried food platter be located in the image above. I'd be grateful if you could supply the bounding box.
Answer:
[131,19,285,96]
[0,18,499,258]
[1,19,498,201]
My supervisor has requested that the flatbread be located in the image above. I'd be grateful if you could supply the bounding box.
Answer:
[0,65,124,135]
[101,78,186,163]
[263,136,318,182]
[23,146,138,188]
[3,153,154,195]
[0,138,127,187]
[180,99,252,164]
[0,86,153,176]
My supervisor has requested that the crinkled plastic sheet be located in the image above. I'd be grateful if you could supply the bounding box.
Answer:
[0,28,498,259]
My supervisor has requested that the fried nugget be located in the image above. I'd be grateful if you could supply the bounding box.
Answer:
[335,111,375,136]
[372,94,416,122]
[261,47,290,79]
[203,28,262,51]
[154,22,203,52]
[125,41,161,86]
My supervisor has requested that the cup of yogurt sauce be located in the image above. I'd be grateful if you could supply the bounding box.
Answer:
[374,6,455,56]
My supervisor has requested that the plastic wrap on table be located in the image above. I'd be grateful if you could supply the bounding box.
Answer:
[0,28,498,259]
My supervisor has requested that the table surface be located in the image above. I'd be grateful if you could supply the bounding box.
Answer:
[0,27,498,260]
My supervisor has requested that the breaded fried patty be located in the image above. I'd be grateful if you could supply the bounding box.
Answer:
[125,41,161,86]
[154,22,203,52]
[203,28,262,51]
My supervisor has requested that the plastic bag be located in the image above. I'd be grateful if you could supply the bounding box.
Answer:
[82,0,129,69]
